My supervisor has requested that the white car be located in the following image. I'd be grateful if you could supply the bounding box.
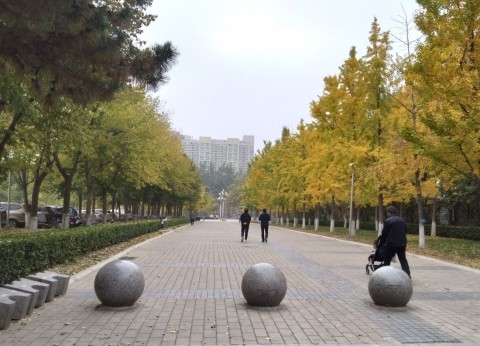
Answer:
[0,202,46,228]
[0,202,24,227]
[94,209,114,223]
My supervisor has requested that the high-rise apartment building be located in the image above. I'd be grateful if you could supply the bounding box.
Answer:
[181,135,255,174]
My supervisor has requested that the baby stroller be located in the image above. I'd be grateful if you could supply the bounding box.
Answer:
[365,236,385,274]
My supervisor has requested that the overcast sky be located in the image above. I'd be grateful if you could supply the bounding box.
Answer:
[141,1,420,152]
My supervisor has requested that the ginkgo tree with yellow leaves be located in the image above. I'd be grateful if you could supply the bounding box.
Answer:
[309,45,371,234]
[244,144,276,212]
[244,135,288,222]
[244,6,480,247]
[406,0,480,225]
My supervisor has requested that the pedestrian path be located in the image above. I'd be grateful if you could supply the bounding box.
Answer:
[0,220,479,345]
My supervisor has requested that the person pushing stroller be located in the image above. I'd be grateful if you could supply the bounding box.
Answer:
[366,206,408,275]
[366,236,385,274]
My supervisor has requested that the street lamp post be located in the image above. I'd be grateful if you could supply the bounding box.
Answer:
[217,189,228,219]
[348,163,355,237]
[217,196,222,219]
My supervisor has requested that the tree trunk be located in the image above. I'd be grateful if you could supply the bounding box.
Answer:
[415,170,426,249]
[29,168,49,232]
[302,202,306,229]
[29,141,53,231]
[16,169,30,229]
[78,191,83,223]
[101,187,108,223]
[292,204,297,228]
[29,188,40,232]
[85,161,94,225]
[112,192,118,219]
[356,207,360,230]
[377,194,384,235]
[431,199,438,237]
[61,173,74,229]
[330,195,335,233]
[55,150,81,229]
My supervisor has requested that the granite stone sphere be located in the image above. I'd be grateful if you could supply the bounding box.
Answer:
[94,260,145,307]
[241,263,287,307]
[368,266,413,307]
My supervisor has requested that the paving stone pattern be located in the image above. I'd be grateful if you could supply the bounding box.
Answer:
[0,220,479,345]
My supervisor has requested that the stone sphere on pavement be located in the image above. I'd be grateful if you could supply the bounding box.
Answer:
[241,263,287,307]
[368,266,412,307]
[94,260,145,307]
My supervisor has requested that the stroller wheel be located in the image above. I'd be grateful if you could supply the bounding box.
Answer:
[365,265,370,274]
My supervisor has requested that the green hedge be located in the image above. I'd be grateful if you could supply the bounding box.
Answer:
[0,218,188,285]
[420,224,480,241]
[354,221,480,241]
[314,219,480,241]
[318,220,347,228]
[328,220,480,241]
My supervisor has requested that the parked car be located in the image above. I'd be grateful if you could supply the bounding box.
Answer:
[0,202,47,228]
[36,208,47,228]
[93,209,103,223]
[0,202,25,228]
[49,206,85,227]
[80,209,101,224]
[117,212,133,222]
[93,209,114,223]
[38,206,62,228]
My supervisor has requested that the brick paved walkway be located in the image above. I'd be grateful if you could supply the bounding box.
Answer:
[0,220,479,345]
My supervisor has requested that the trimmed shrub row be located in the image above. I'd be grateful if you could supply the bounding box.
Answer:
[0,218,188,285]
[318,220,480,241]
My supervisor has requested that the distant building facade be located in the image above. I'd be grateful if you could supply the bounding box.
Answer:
[180,135,255,174]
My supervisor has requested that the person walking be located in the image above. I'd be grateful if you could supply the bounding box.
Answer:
[239,208,251,242]
[258,208,271,242]
[189,211,195,225]
[381,205,411,278]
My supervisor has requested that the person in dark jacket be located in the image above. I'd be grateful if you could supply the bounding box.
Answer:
[258,208,271,242]
[381,205,411,278]
[239,208,251,242]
